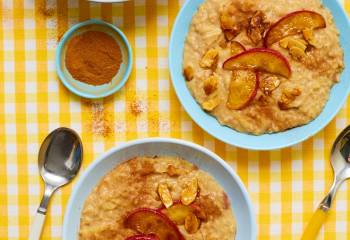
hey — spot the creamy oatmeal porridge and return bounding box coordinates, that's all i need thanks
[183,0,344,135]
[79,156,236,240]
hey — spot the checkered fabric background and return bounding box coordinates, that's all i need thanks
[1,0,350,239]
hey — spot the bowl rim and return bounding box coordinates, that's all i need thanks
[62,137,257,239]
[56,19,133,99]
[169,0,350,150]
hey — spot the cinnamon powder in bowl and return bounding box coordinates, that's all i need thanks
[56,19,132,99]
[65,31,123,86]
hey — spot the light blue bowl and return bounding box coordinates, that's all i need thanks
[169,0,350,150]
[62,138,256,240]
[56,19,132,99]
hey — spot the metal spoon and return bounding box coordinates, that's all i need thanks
[29,128,83,240]
[302,125,350,239]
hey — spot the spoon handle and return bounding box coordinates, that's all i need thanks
[29,212,46,240]
[301,208,328,240]
[29,184,56,239]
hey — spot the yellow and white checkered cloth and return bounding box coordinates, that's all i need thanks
[1,0,350,239]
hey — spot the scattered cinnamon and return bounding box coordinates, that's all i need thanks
[90,101,114,137]
[37,2,55,18]
[130,100,147,116]
[65,30,122,86]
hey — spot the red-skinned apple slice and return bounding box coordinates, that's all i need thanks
[124,208,184,240]
[227,70,259,110]
[125,234,160,240]
[223,48,291,78]
[264,10,326,47]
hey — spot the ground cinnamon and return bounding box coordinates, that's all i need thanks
[65,30,122,86]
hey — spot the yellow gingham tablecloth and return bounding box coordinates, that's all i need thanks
[1,0,350,239]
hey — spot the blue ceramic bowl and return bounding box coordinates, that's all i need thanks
[56,19,132,99]
[62,138,256,240]
[169,0,350,150]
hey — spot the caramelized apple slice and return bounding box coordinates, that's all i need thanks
[264,10,326,47]
[126,234,160,240]
[124,208,184,240]
[223,48,291,78]
[227,70,259,110]
[160,201,207,225]
[161,203,193,225]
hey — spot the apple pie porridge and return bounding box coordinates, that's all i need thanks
[183,0,344,135]
[79,156,236,240]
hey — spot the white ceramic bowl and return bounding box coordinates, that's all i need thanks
[62,138,256,240]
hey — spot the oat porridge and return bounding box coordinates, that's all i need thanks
[79,156,236,240]
[183,0,344,135]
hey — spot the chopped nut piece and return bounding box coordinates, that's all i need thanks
[191,204,207,222]
[288,38,307,50]
[303,28,318,47]
[279,37,307,61]
[199,48,219,69]
[260,75,281,94]
[218,34,228,48]
[167,165,181,177]
[278,88,301,110]
[247,11,270,45]
[203,75,218,95]
[289,46,306,60]
[223,28,241,41]
[235,1,255,13]
[139,161,155,176]
[220,13,235,30]
[202,95,220,111]
[184,213,200,234]
[184,66,194,81]
[279,37,290,49]
[181,178,199,206]
[230,41,245,55]
[158,183,173,208]
[220,2,249,40]
[280,37,307,50]
[257,94,272,106]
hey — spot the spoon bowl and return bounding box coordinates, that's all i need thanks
[38,128,82,187]
[331,125,350,180]
[29,128,83,240]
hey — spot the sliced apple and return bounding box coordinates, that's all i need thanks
[124,208,184,240]
[264,10,326,47]
[227,70,259,110]
[159,201,207,225]
[125,234,160,240]
[223,48,291,78]
[160,202,193,225]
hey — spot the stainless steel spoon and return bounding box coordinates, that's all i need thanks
[302,125,350,239]
[29,128,83,240]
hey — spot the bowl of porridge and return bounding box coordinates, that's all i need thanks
[169,0,350,150]
[62,138,256,240]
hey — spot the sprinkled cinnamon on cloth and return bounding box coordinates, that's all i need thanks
[89,101,114,137]
[130,100,147,116]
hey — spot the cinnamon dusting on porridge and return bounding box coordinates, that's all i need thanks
[79,156,236,240]
[183,0,344,135]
